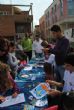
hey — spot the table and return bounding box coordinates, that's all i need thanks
[0,58,48,110]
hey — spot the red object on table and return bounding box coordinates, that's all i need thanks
[44,105,58,110]
[20,60,27,65]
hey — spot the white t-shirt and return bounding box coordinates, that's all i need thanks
[7,52,19,67]
[32,39,43,53]
[63,70,74,92]
[45,54,55,66]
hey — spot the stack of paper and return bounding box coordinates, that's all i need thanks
[0,93,25,107]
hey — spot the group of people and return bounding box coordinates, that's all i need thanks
[0,25,74,110]
[0,32,34,104]
[43,25,74,110]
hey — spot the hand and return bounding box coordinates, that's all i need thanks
[12,92,18,98]
[48,89,62,96]
[43,48,49,52]
[18,60,20,64]
[46,80,54,85]
[0,96,6,102]
[46,80,58,86]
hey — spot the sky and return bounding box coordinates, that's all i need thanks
[0,0,53,25]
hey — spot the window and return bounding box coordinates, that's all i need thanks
[52,7,54,14]
[46,14,48,20]
[72,29,74,38]
[67,0,73,1]
[0,11,3,15]
[0,11,8,15]
[46,22,48,28]
[48,20,50,26]
[47,11,49,18]
[15,23,25,33]
[67,0,74,15]
[60,0,63,16]
[54,4,57,12]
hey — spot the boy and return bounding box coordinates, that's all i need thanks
[46,53,74,110]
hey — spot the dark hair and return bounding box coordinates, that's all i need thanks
[0,38,9,51]
[35,34,39,38]
[65,53,74,66]
[44,62,53,74]
[51,25,61,32]
[9,42,15,47]
[0,62,12,92]
[41,41,48,48]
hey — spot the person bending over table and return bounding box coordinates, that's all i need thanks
[45,53,74,110]
[0,62,20,103]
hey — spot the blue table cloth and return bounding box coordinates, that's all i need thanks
[0,58,48,110]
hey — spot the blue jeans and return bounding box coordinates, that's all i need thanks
[54,64,65,82]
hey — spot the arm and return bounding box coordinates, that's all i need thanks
[12,81,20,98]
[46,80,63,87]
[50,38,69,55]
[9,77,20,98]
[47,89,62,96]
[0,96,6,102]
[8,54,19,67]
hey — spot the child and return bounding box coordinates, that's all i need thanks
[0,62,19,103]
[44,62,54,80]
[7,42,27,79]
[46,53,74,110]
[0,38,9,64]
[45,53,55,67]
[7,42,20,73]
[47,53,74,92]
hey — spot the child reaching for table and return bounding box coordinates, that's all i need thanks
[44,62,54,80]
[0,62,20,103]
[45,53,74,110]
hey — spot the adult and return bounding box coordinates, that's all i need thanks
[32,35,43,58]
[21,33,32,61]
[0,38,9,64]
[49,25,70,82]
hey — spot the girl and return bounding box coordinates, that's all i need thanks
[0,38,9,64]
[7,42,20,73]
[44,62,54,81]
[0,62,19,103]
[7,42,26,74]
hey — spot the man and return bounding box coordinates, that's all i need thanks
[33,35,43,58]
[21,33,32,61]
[50,25,70,83]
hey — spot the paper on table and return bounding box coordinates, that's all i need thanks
[35,99,48,107]
[21,74,29,78]
[0,93,25,107]
[30,83,51,99]
[23,65,32,71]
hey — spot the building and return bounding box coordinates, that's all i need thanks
[0,4,33,40]
[44,0,74,40]
[34,25,41,37]
[39,15,46,39]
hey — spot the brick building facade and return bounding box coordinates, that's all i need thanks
[39,15,46,38]
[39,0,74,39]
[0,4,33,40]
